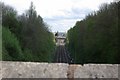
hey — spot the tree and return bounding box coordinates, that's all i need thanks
[67,2,119,64]
[2,2,55,62]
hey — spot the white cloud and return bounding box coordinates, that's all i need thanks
[46,19,82,32]
[2,0,114,32]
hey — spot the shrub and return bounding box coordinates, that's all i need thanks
[2,27,24,61]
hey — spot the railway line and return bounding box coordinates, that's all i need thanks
[53,45,73,64]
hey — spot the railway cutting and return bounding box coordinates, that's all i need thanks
[53,32,73,64]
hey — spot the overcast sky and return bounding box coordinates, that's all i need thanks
[2,0,114,32]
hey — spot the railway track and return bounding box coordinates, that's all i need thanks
[53,45,73,64]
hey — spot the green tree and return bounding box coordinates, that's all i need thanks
[2,2,55,62]
[67,2,119,64]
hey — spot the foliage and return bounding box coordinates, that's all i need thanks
[2,3,20,35]
[2,2,55,62]
[2,27,24,61]
[0,25,2,60]
[67,2,119,64]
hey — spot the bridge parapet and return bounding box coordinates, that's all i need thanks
[1,61,119,79]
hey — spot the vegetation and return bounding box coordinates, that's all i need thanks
[2,27,24,61]
[0,25,2,60]
[67,2,119,64]
[2,2,55,62]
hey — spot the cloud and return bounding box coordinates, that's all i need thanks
[44,7,93,23]
[43,7,93,32]
[46,19,81,32]
[2,0,114,32]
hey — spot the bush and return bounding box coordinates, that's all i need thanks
[23,49,35,61]
[2,27,24,61]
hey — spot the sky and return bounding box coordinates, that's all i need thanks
[2,0,115,32]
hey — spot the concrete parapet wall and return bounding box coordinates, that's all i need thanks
[0,61,119,79]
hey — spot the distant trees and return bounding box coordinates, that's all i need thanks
[2,2,55,62]
[67,2,119,64]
